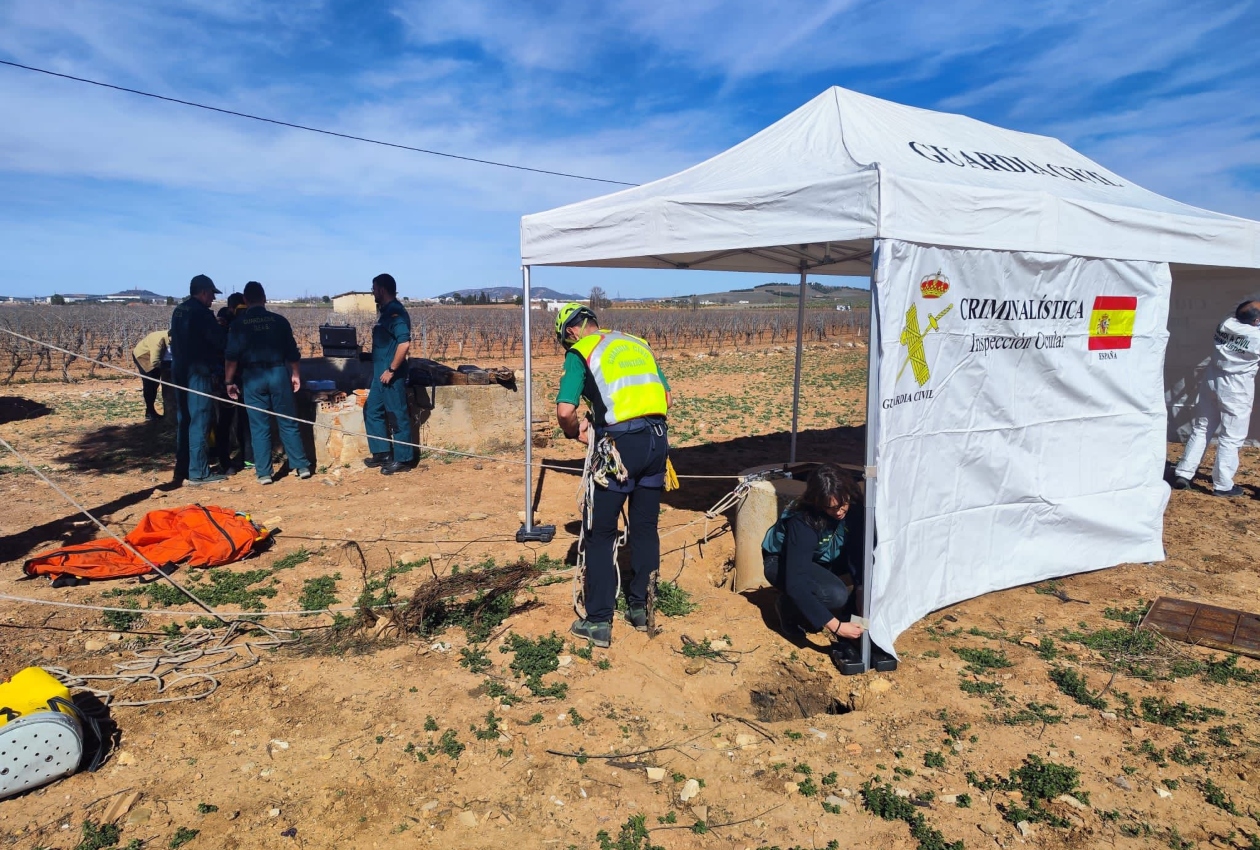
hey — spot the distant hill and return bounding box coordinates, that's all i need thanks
[435,286,582,301]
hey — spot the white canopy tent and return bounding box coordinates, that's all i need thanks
[517,87,1260,665]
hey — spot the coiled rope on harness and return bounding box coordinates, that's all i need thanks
[572,431,628,620]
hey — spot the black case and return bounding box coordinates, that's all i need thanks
[319,324,360,358]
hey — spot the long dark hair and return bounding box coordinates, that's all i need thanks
[795,463,861,530]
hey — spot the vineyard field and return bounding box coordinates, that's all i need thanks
[0,304,868,382]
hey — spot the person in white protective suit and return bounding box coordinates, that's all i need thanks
[1173,300,1260,497]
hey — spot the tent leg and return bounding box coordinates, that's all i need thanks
[789,264,806,463]
[860,264,882,673]
[517,265,555,544]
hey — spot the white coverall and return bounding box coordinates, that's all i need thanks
[1174,315,1260,491]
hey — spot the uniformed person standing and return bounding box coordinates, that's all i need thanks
[554,303,671,648]
[170,274,226,485]
[224,281,312,485]
[362,273,415,475]
[215,293,253,473]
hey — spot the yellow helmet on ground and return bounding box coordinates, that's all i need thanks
[555,302,598,347]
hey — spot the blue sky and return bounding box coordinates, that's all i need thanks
[1,0,1258,300]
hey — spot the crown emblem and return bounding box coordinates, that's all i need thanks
[920,271,950,299]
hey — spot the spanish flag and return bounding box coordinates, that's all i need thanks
[1088,296,1137,350]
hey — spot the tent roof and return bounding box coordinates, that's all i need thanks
[521,87,1260,274]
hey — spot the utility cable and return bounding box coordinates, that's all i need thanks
[0,59,638,187]
[0,326,743,479]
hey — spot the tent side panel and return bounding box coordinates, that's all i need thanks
[869,240,1171,655]
[1165,265,1260,443]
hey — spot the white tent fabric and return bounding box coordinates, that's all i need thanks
[868,240,1170,654]
[522,87,1260,272]
[519,86,1260,658]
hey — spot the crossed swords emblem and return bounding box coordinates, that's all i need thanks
[897,302,953,387]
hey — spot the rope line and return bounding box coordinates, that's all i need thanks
[0,592,405,619]
[0,433,307,708]
[0,59,638,187]
[0,434,229,622]
[0,326,743,480]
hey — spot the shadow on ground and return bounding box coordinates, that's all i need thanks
[57,421,176,475]
[1,484,172,561]
[0,396,52,426]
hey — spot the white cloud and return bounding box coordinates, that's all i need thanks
[1,0,1257,298]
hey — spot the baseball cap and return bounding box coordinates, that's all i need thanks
[190,274,221,295]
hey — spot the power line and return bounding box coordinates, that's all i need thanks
[0,58,638,187]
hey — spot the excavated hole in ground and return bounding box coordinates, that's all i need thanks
[749,660,853,721]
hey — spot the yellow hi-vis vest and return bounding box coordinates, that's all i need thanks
[571,331,668,426]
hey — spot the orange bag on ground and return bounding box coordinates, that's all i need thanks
[23,505,270,582]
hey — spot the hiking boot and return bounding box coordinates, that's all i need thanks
[1170,476,1191,490]
[1213,485,1246,497]
[625,604,649,632]
[830,638,865,676]
[774,595,808,644]
[297,467,312,480]
[257,475,273,485]
[186,473,227,486]
[380,460,412,475]
[363,453,390,468]
[570,618,612,648]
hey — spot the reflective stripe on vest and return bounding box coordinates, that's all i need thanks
[572,331,668,426]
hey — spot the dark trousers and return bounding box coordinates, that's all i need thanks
[763,553,856,623]
[584,425,668,623]
[216,388,252,468]
[174,366,214,481]
[243,366,310,480]
[364,376,414,463]
[134,357,161,414]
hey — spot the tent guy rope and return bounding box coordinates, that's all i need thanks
[0,326,742,480]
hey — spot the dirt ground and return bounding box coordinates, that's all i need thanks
[1,344,1258,850]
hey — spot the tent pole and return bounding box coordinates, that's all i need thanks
[789,263,807,463]
[516,265,555,543]
[860,260,881,673]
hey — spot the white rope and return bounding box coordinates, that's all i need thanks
[571,434,630,620]
[0,434,228,622]
[0,432,310,708]
[0,592,407,619]
[0,326,742,479]
[45,622,293,708]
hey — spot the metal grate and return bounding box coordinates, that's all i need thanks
[1140,596,1260,660]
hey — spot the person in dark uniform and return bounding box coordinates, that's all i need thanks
[224,281,312,485]
[362,273,415,475]
[170,274,226,485]
[215,294,252,473]
[761,462,894,674]
[554,302,671,648]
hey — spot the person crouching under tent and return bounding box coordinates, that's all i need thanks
[762,462,895,674]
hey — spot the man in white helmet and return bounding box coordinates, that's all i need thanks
[1173,299,1260,496]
